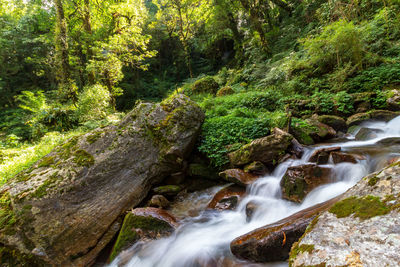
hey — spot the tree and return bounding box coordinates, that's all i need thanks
[153,0,211,77]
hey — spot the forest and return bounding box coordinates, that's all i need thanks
[1,0,400,266]
[1,0,400,175]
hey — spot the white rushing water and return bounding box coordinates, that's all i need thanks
[108,116,400,267]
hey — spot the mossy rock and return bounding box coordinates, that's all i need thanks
[290,118,335,145]
[109,208,178,261]
[191,76,219,95]
[317,115,347,132]
[153,185,183,196]
[216,86,235,97]
[329,195,390,220]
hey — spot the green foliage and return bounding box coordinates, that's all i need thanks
[198,115,271,168]
[301,20,364,73]
[75,84,111,122]
[0,131,82,185]
[347,64,400,93]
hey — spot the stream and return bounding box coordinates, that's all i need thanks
[108,116,400,267]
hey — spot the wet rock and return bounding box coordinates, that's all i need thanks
[244,161,268,175]
[219,169,259,186]
[289,138,304,159]
[245,201,260,222]
[148,195,170,209]
[386,89,400,111]
[153,185,183,196]
[281,164,332,202]
[230,195,342,262]
[207,184,246,211]
[377,137,400,146]
[0,94,203,266]
[317,115,347,132]
[355,127,383,140]
[188,163,219,180]
[109,207,178,261]
[331,152,365,164]
[228,128,293,167]
[309,146,341,164]
[289,161,400,267]
[347,110,399,127]
[290,119,336,145]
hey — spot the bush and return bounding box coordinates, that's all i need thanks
[301,20,364,73]
[75,84,111,122]
[198,115,271,168]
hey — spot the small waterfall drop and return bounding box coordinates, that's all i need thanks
[108,116,400,267]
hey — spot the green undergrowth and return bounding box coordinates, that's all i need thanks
[329,195,390,220]
[0,131,84,186]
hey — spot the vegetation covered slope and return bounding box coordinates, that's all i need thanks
[1,0,400,176]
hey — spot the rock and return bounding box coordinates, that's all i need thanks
[309,146,341,164]
[164,172,186,185]
[347,110,399,127]
[351,92,375,113]
[377,137,400,146]
[317,115,347,132]
[245,201,260,222]
[148,195,170,209]
[153,185,183,196]
[207,184,246,211]
[109,207,178,261]
[0,94,204,266]
[219,169,259,187]
[289,138,304,159]
[191,76,219,94]
[355,127,383,140]
[216,86,235,96]
[281,164,332,202]
[230,195,342,262]
[290,119,336,145]
[386,89,400,111]
[289,161,400,267]
[188,163,219,180]
[243,161,268,175]
[331,152,365,164]
[228,128,293,166]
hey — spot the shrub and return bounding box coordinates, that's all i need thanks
[75,84,111,122]
[198,115,271,168]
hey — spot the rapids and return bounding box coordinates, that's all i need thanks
[107,116,400,267]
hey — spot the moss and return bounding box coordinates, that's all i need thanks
[86,131,103,144]
[0,245,46,267]
[73,149,95,167]
[0,192,16,234]
[282,174,306,202]
[216,86,235,96]
[31,174,59,199]
[191,76,219,95]
[329,195,390,220]
[109,212,173,261]
[290,244,315,263]
[37,156,55,168]
[153,185,182,195]
[368,175,380,186]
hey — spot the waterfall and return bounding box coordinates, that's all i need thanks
[108,116,400,267]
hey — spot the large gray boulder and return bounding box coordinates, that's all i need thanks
[228,128,293,167]
[0,94,204,266]
[289,161,400,267]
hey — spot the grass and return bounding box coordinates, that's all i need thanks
[0,131,84,186]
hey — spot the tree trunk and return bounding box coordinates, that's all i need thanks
[83,0,95,84]
[54,0,70,85]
